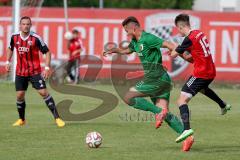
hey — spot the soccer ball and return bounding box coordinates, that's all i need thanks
[64,31,73,40]
[85,131,102,148]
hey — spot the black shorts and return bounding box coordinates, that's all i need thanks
[15,74,47,91]
[181,76,213,98]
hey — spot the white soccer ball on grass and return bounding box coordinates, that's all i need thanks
[85,131,102,148]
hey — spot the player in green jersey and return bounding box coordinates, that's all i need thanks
[103,16,194,151]
[103,16,181,130]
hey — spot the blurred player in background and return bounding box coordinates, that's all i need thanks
[5,16,65,127]
[103,16,193,151]
[170,14,231,143]
[66,29,83,84]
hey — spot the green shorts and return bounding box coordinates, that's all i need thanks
[134,73,172,102]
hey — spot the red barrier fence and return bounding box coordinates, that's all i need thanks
[0,7,240,82]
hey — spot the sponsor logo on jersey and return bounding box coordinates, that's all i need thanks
[139,44,144,51]
[28,41,33,46]
[18,47,29,52]
[136,44,144,56]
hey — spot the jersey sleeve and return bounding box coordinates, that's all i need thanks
[8,35,14,51]
[175,36,192,54]
[145,34,163,49]
[128,40,135,52]
[36,36,49,54]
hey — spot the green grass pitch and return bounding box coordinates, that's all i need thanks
[0,83,240,160]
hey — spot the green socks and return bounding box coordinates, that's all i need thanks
[129,97,184,134]
[164,112,184,134]
[129,97,162,114]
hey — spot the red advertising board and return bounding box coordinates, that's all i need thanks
[0,7,240,82]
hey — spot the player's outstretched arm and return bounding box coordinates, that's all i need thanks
[170,51,194,63]
[162,41,192,62]
[170,36,193,60]
[180,52,194,63]
[170,50,180,58]
[170,50,193,63]
[103,48,132,57]
[162,41,176,51]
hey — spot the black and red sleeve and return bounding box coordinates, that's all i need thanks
[8,35,14,51]
[175,36,192,54]
[36,37,49,54]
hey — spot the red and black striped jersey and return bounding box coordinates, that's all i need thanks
[175,30,216,79]
[9,31,49,77]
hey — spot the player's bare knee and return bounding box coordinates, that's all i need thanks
[124,91,136,106]
[123,95,131,105]
[177,98,183,106]
[16,92,25,101]
[178,92,192,106]
[177,97,188,106]
[38,89,49,98]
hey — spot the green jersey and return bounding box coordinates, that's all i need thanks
[128,31,166,78]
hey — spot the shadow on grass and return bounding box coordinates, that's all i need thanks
[86,146,112,150]
[63,122,126,127]
[152,144,240,154]
[193,145,240,153]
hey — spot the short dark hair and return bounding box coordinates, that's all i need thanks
[174,14,190,26]
[20,16,32,24]
[122,16,140,27]
[72,29,79,34]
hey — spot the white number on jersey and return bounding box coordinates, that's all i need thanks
[199,36,211,57]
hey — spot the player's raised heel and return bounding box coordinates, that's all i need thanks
[55,118,65,127]
[155,108,168,129]
[221,104,231,115]
[12,119,26,126]
[182,135,194,152]
[176,129,194,143]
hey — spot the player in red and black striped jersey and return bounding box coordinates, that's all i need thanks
[169,14,231,145]
[8,27,49,77]
[5,16,65,127]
